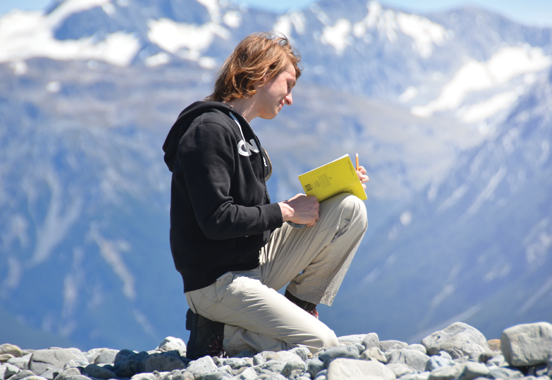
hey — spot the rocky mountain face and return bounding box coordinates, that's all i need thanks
[0,0,550,350]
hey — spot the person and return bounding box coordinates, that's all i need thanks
[162,32,369,359]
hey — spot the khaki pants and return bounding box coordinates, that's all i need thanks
[185,193,368,356]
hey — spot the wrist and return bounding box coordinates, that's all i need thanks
[278,201,293,222]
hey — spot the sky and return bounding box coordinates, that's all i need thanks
[0,0,551,28]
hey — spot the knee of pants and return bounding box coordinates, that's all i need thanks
[339,194,368,231]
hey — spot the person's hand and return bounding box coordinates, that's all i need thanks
[356,166,369,190]
[278,194,319,226]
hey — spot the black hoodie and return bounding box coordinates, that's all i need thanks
[163,101,283,292]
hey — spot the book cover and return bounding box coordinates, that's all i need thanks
[298,154,367,202]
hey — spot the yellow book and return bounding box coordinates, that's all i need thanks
[298,154,367,202]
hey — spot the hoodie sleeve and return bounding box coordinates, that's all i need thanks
[177,116,283,240]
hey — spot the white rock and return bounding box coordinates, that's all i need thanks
[327,358,396,380]
[501,322,552,367]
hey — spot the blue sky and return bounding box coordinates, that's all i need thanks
[1,0,551,28]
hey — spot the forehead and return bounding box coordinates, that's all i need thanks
[279,61,296,81]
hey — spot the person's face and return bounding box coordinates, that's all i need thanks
[254,61,296,120]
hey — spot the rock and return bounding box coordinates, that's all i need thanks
[428,363,465,380]
[185,356,216,377]
[6,369,33,380]
[379,340,408,352]
[315,369,327,379]
[259,360,286,374]
[362,333,379,350]
[387,349,429,372]
[487,340,501,351]
[8,354,32,370]
[401,373,431,380]
[52,368,81,380]
[130,373,156,380]
[156,337,186,358]
[360,347,388,363]
[82,364,116,379]
[319,345,360,366]
[327,358,395,380]
[387,363,416,377]
[488,367,524,379]
[281,360,306,378]
[235,367,257,380]
[338,335,366,346]
[262,351,303,364]
[422,322,490,359]
[215,357,252,369]
[93,350,119,365]
[0,346,22,359]
[306,358,325,378]
[0,355,14,363]
[408,344,427,354]
[289,347,310,362]
[458,362,490,380]
[500,322,552,367]
[29,349,88,378]
[426,354,454,372]
[140,352,186,373]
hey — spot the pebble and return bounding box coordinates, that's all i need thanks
[1,321,551,380]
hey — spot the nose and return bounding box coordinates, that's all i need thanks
[284,91,293,106]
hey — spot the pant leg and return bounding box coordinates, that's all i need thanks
[186,268,338,356]
[260,193,368,305]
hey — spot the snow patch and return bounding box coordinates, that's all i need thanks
[397,12,446,58]
[147,18,229,61]
[273,11,306,38]
[460,90,521,123]
[412,46,552,118]
[321,19,352,54]
[464,166,507,218]
[196,0,221,23]
[0,10,140,66]
[399,86,418,103]
[144,52,170,67]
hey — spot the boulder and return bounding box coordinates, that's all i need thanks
[29,349,88,377]
[327,358,395,380]
[422,322,490,359]
[379,340,408,352]
[318,345,359,366]
[386,349,429,372]
[362,333,379,350]
[458,362,490,380]
[156,337,186,358]
[500,322,552,367]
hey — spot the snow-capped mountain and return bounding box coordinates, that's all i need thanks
[0,0,550,350]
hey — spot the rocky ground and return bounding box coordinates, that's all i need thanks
[1,322,551,380]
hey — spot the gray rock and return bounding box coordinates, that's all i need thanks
[379,340,408,352]
[113,351,148,377]
[500,322,552,367]
[281,359,306,378]
[488,367,524,379]
[387,349,430,372]
[6,369,33,380]
[3,363,21,380]
[236,367,257,380]
[458,362,490,380]
[428,363,466,380]
[362,333,379,350]
[425,355,454,372]
[17,377,49,380]
[387,363,416,378]
[52,368,81,380]
[360,347,388,363]
[338,335,367,346]
[327,358,396,380]
[114,349,138,365]
[262,351,303,364]
[215,357,252,369]
[130,373,156,380]
[140,352,186,373]
[422,322,490,359]
[289,347,310,362]
[163,369,194,380]
[408,344,427,354]
[30,349,89,377]
[200,370,232,380]
[307,358,325,378]
[252,353,265,366]
[93,350,119,365]
[185,356,216,377]
[318,345,360,366]
[315,369,327,379]
[0,346,22,359]
[401,372,431,380]
[259,360,286,374]
[8,354,32,370]
[156,337,186,358]
[58,376,90,380]
[82,364,116,379]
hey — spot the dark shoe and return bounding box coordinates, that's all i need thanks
[186,309,226,359]
[285,290,319,319]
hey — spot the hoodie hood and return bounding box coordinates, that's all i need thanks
[162,101,240,172]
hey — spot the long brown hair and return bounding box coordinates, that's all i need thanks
[206,32,302,102]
